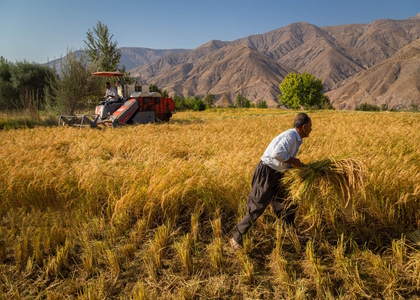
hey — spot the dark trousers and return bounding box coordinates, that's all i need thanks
[233,161,297,244]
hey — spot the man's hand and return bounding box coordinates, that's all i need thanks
[285,157,304,168]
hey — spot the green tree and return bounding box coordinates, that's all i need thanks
[184,96,193,110]
[174,95,205,111]
[235,92,243,107]
[279,72,331,109]
[84,21,121,71]
[192,95,205,111]
[355,103,380,111]
[148,84,168,97]
[203,93,214,108]
[237,92,251,108]
[161,90,169,98]
[256,100,268,108]
[11,61,56,112]
[149,83,161,93]
[50,51,102,115]
[173,93,186,110]
[0,57,55,112]
[0,57,18,110]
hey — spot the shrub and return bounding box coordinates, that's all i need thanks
[193,98,205,111]
[203,93,214,108]
[355,103,380,111]
[173,94,186,110]
[173,94,206,111]
[50,50,102,115]
[381,104,388,111]
[0,57,56,112]
[256,100,268,108]
[235,92,251,108]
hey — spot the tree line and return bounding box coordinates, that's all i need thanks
[0,57,55,116]
[172,92,269,111]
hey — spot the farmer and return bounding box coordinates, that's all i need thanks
[230,113,312,250]
[99,82,119,104]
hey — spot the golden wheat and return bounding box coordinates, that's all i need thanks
[282,157,366,222]
[0,109,420,298]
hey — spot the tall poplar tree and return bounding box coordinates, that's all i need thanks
[84,21,121,71]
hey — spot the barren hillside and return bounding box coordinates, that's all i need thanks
[323,18,420,68]
[326,38,420,109]
[128,15,420,108]
[232,23,364,89]
[119,47,190,70]
[130,40,228,78]
[139,45,293,107]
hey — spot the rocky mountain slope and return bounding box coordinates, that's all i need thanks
[137,45,293,107]
[119,47,190,71]
[129,14,420,108]
[326,37,420,109]
[231,23,365,89]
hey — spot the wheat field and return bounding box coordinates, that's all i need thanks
[1,109,420,299]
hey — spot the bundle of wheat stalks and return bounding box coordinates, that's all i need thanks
[281,158,366,209]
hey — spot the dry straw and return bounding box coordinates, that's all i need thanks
[282,158,366,210]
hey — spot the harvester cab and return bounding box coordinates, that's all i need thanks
[58,71,176,128]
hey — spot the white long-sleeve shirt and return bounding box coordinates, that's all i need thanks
[105,86,118,100]
[261,128,303,171]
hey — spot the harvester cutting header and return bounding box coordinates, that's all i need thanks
[59,72,176,128]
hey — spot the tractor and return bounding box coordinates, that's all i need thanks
[58,71,176,128]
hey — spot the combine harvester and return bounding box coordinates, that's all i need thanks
[58,72,176,128]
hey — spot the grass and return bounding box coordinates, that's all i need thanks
[0,111,58,129]
[0,109,420,298]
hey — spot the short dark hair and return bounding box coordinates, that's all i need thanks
[293,113,311,128]
[105,82,110,85]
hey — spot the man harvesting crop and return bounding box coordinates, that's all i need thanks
[230,113,312,250]
[99,82,119,104]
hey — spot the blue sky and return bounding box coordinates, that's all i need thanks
[1,0,419,63]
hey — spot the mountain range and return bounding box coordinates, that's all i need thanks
[51,13,420,109]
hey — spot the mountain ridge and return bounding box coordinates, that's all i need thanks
[48,13,420,109]
[130,15,419,108]
[326,37,420,110]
